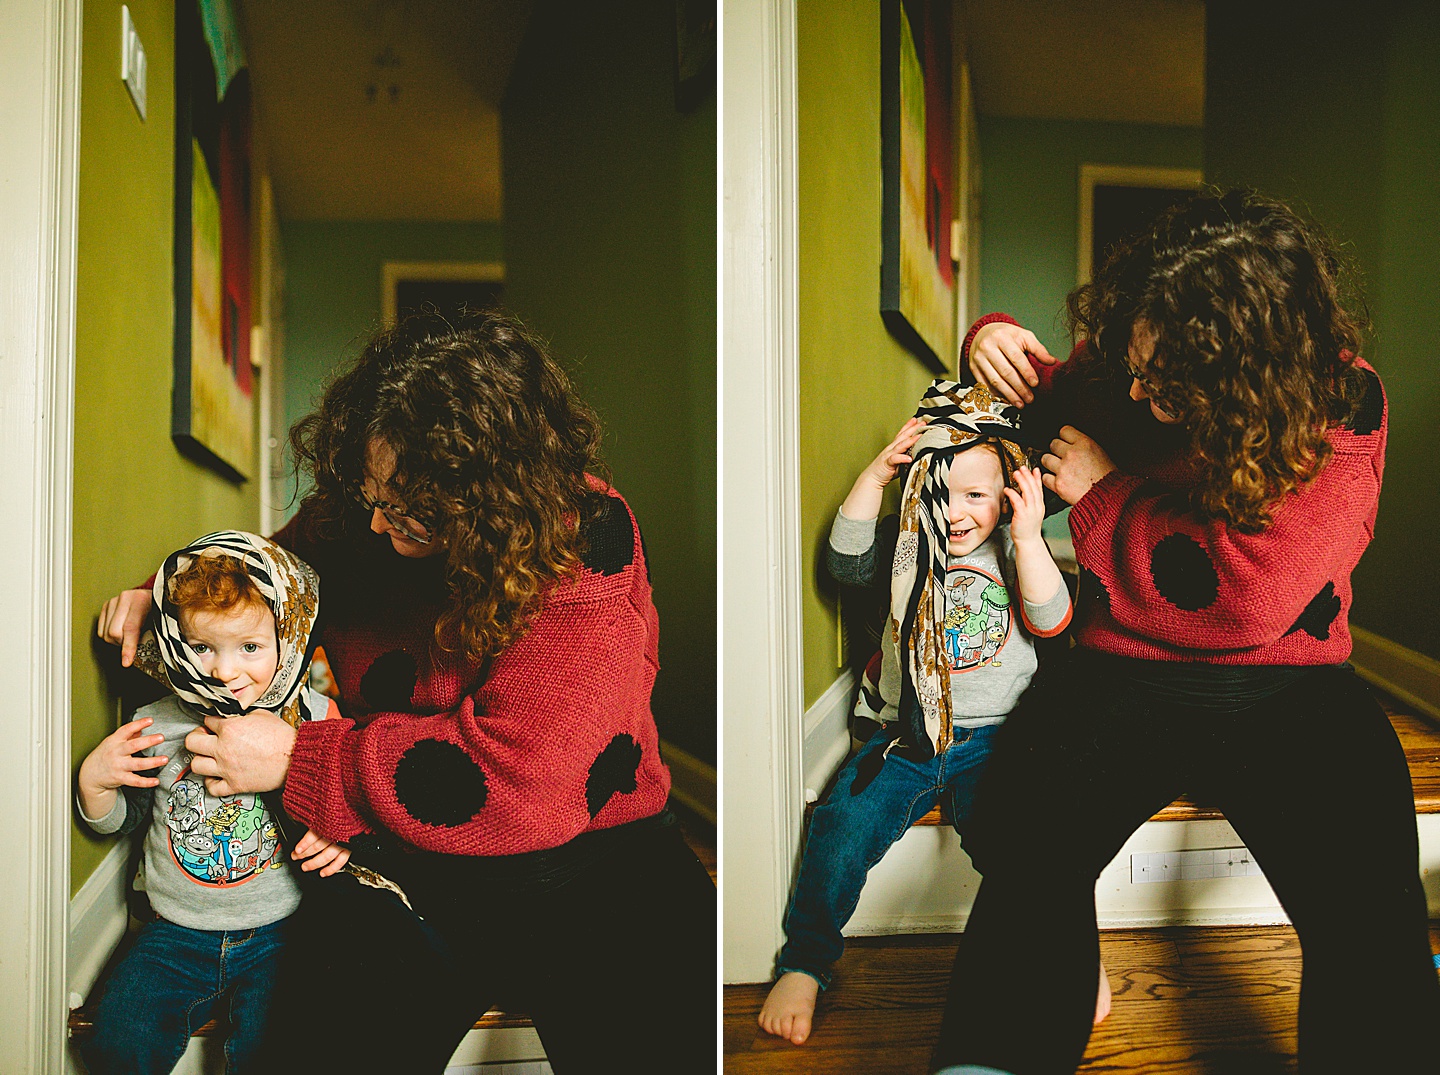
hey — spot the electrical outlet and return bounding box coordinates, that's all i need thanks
[121,5,147,121]
[1130,846,1264,884]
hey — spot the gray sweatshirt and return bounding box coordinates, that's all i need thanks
[77,691,327,930]
[829,510,1072,728]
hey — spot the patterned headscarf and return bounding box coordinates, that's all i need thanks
[134,531,321,729]
[888,381,1036,756]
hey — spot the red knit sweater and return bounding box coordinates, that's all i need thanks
[962,313,1387,665]
[270,488,672,855]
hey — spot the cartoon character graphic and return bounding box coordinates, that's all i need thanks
[165,777,203,838]
[943,567,1012,673]
[165,764,281,886]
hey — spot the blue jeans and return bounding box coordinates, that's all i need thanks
[777,723,999,986]
[81,916,288,1075]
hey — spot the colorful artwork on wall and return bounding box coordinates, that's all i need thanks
[881,0,955,373]
[172,0,253,483]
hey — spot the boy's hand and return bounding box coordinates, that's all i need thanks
[1003,466,1048,545]
[78,717,167,797]
[861,417,928,491]
[840,417,927,526]
[97,587,154,668]
[841,418,928,523]
[291,828,351,877]
[969,322,1057,407]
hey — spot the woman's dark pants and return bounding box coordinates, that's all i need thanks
[933,655,1440,1075]
[259,814,715,1074]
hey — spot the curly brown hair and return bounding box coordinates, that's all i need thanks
[290,309,610,659]
[169,553,266,617]
[1065,188,1371,531]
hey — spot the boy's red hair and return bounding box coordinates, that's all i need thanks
[168,554,268,617]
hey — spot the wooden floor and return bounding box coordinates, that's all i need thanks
[725,926,1440,1074]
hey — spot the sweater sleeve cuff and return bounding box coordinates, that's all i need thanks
[77,793,127,834]
[1067,470,1144,552]
[829,508,879,556]
[1021,582,1073,637]
[282,717,371,841]
[959,312,1020,378]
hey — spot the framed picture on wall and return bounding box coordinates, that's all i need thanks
[381,262,507,325]
[172,0,255,483]
[1077,164,1204,284]
[881,0,955,375]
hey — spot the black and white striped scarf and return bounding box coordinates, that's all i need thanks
[135,531,321,729]
[889,381,1036,756]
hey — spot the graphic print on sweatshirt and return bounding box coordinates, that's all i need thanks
[164,754,282,886]
[942,564,1012,673]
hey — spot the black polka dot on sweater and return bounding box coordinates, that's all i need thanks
[1150,534,1219,612]
[1285,581,1341,640]
[636,518,652,582]
[346,834,387,856]
[1078,564,1110,614]
[394,739,488,827]
[580,496,634,576]
[361,650,418,711]
[585,733,642,817]
[1345,368,1383,436]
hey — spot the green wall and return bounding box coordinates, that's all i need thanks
[71,0,261,895]
[1206,1,1440,660]
[501,0,716,763]
[795,2,936,707]
[977,117,1205,360]
[279,221,505,509]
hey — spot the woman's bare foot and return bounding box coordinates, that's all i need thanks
[1094,960,1113,1025]
[758,971,821,1044]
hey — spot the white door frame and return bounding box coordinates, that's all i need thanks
[721,0,804,983]
[0,0,81,1069]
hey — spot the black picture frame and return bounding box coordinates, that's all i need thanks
[171,0,253,484]
[880,0,955,375]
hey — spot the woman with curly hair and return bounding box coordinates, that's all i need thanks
[99,310,714,1074]
[929,190,1438,1074]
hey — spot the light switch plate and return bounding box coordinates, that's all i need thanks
[121,5,147,121]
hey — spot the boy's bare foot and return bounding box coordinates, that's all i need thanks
[758,971,821,1045]
[1094,960,1112,1025]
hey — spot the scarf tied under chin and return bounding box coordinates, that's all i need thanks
[134,530,321,728]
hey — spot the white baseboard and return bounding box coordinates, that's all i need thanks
[802,670,855,802]
[67,840,130,1006]
[661,738,716,826]
[444,1026,549,1067]
[1350,625,1440,724]
[847,811,1440,936]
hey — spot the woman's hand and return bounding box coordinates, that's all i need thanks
[185,711,297,796]
[77,717,168,819]
[291,828,352,877]
[840,417,928,523]
[1003,466,1048,546]
[969,322,1058,407]
[97,587,154,667]
[1040,426,1118,505]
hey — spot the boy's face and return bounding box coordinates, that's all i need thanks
[179,601,280,709]
[945,447,1006,557]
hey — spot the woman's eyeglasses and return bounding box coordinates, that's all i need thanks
[355,488,433,545]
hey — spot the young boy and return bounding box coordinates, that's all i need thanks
[76,532,347,1075]
[759,382,1094,1045]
